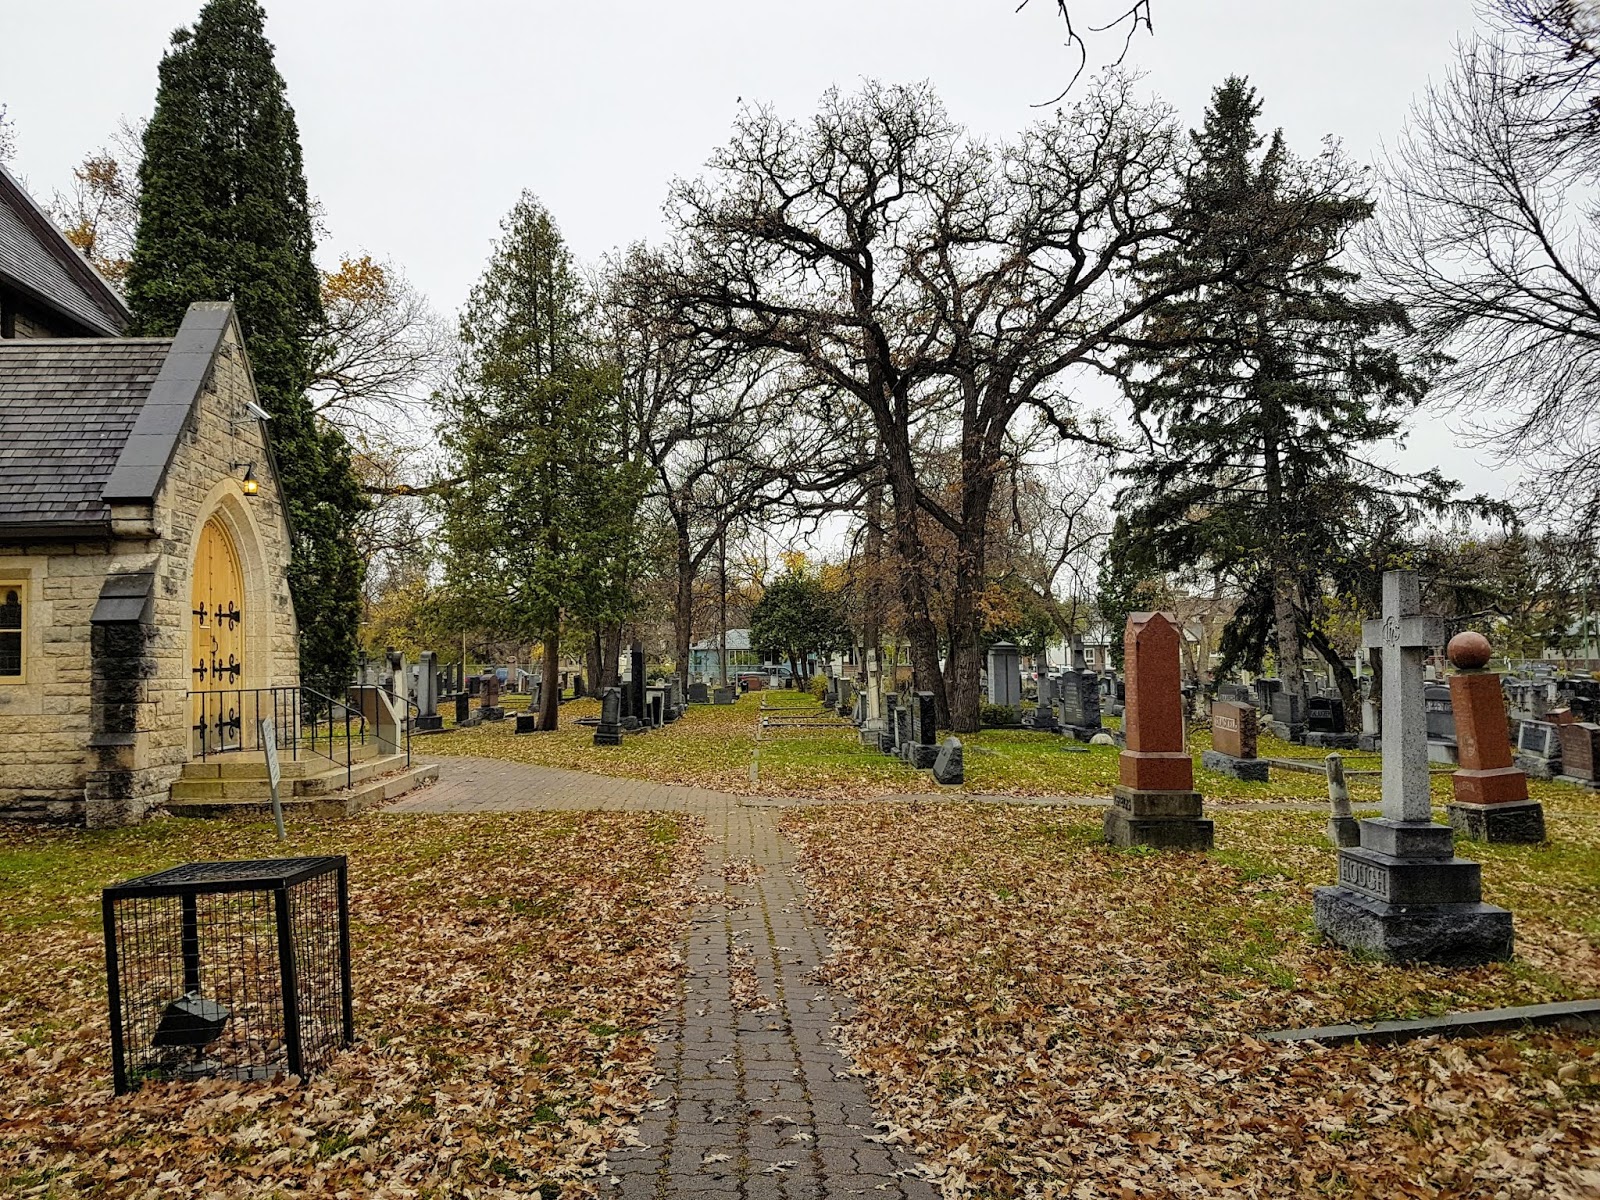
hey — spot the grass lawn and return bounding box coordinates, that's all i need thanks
[781,802,1600,1199]
[0,810,701,1198]
[425,689,1600,813]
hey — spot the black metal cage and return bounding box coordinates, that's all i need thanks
[102,856,353,1094]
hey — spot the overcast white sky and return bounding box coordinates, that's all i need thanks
[2,0,1514,499]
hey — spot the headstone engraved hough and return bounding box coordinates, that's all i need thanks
[1312,572,1513,965]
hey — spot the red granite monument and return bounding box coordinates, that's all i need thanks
[1444,632,1544,842]
[1107,612,1212,850]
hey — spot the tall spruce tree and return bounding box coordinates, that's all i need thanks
[126,0,365,694]
[438,194,646,732]
[1115,77,1456,718]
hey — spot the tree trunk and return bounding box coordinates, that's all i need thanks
[717,531,729,687]
[585,629,602,698]
[863,464,884,686]
[600,622,623,692]
[1260,413,1306,714]
[1307,626,1361,733]
[540,631,561,730]
[674,518,694,696]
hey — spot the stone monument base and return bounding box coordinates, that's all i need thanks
[1312,888,1513,965]
[1314,819,1514,965]
[1065,723,1104,743]
[514,713,539,734]
[1200,749,1268,782]
[1357,733,1381,752]
[903,744,939,769]
[1325,815,1361,848]
[1105,786,1213,850]
[414,714,443,733]
[592,727,622,747]
[1267,720,1306,744]
[1303,731,1358,750]
[1447,800,1546,843]
[1514,754,1558,781]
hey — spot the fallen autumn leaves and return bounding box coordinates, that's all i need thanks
[782,803,1600,1200]
[0,811,703,1198]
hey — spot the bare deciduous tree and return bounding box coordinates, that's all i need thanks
[651,76,1193,729]
[1372,1,1600,536]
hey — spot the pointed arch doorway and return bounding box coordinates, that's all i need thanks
[190,515,246,753]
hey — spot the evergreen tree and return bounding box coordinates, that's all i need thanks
[750,567,851,685]
[1115,77,1457,716]
[438,194,646,731]
[126,0,365,694]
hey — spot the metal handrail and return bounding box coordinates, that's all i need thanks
[187,688,303,762]
[303,686,368,790]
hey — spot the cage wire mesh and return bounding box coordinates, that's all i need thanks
[103,856,352,1094]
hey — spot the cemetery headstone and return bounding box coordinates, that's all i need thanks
[713,685,736,705]
[454,692,471,725]
[515,712,539,734]
[1106,612,1212,850]
[593,687,624,746]
[1324,752,1360,847]
[415,650,442,732]
[1557,722,1600,786]
[1313,571,1513,964]
[1269,690,1307,743]
[880,693,900,754]
[836,678,854,718]
[1304,695,1355,750]
[688,681,710,704]
[1252,677,1282,714]
[630,643,646,728]
[931,736,964,785]
[1202,700,1267,782]
[1514,719,1563,780]
[1026,673,1060,732]
[1443,632,1544,843]
[1424,681,1458,763]
[1057,668,1103,740]
[479,672,504,721]
[905,691,939,769]
[986,641,1022,712]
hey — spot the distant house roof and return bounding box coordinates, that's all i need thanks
[0,303,252,540]
[0,164,131,337]
[690,628,753,653]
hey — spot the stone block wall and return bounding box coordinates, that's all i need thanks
[0,322,299,825]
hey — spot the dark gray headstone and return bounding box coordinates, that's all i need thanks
[1425,683,1455,742]
[594,686,623,746]
[931,737,964,785]
[1307,695,1346,734]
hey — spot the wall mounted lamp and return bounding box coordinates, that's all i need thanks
[232,462,260,496]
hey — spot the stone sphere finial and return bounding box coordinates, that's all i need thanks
[1447,630,1493,670]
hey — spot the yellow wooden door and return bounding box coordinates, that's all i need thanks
[190,518,246,753]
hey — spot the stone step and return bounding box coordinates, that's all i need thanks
[166,762,439,820]
[179,737,388,782]
[173,753,412,800]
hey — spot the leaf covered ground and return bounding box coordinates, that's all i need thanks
[0,811,702,1198]
[781,802,1600,1199]
[426,691,1600,813]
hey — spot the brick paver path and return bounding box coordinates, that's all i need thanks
[389,758,939,1200]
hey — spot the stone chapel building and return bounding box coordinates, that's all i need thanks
[0,164,299,826]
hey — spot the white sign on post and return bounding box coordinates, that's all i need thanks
[260,719,285,842]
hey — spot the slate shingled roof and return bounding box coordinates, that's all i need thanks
[0,338,171,536]
[0,164,130,336]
